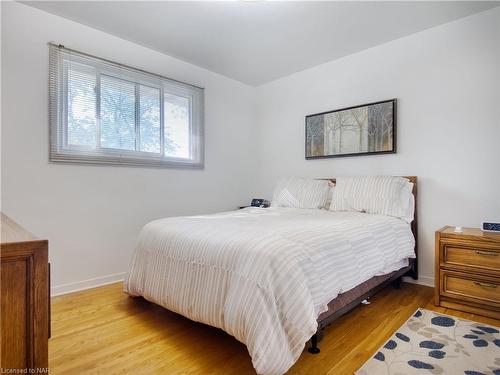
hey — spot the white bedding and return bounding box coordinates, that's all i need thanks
[124,207,415,375]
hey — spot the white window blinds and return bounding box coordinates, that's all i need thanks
[49,44,204,168]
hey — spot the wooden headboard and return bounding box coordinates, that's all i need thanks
[325,176,418,280]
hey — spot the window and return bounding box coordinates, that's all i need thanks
[49,44,204,168]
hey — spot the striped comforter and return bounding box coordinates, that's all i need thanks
[124,207,415,374]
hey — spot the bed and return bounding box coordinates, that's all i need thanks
[309,176,418,354]
[124,176,417,375]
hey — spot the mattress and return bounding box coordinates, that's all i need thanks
[124,207,415,375]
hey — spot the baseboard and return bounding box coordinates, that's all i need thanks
[51,272,126,297]
[403,275,434,288]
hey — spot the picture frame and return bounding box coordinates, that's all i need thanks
[305,99,397,159]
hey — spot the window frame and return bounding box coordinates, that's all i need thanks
[49,44,204,168]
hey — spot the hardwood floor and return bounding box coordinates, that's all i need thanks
[49,282,499,375]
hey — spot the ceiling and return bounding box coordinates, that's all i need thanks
[23,1,499,86]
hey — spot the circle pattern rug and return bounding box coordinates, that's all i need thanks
[356,308,500,375]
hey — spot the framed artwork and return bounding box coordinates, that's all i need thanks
[305,99,396,159]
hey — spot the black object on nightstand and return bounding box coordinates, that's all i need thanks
[250,199,270,208]
[239,199,270,210]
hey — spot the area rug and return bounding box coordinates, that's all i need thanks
[356,308,500,375]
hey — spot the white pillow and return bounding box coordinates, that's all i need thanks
[402,194,415,223]
[329,176,410,218]
[400,182,414,223]
[272,177,330,209]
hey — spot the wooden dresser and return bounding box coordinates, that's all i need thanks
[0,213,49,371]
[435,226,500,319]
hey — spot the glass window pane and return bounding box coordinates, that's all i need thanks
[139,85,160,153]
[164,93,190,158]
[52,45,203,167]
[67,64,97,148]
[100,75,136,151]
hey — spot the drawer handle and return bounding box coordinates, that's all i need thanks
[474,250,499,256]
[474,281,498,289]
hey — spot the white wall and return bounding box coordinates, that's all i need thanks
[254,7,500,286]
[1,2,257,295]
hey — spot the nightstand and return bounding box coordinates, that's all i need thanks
[435,226,500,319]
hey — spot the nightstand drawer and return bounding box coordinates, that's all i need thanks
[440,270,500,308]
[443,245,500,273]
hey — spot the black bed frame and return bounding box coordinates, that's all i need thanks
[308,176,418,354]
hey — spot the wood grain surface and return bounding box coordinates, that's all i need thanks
[48,282,499,374]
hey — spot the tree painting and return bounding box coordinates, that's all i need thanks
[305,100,395,158]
